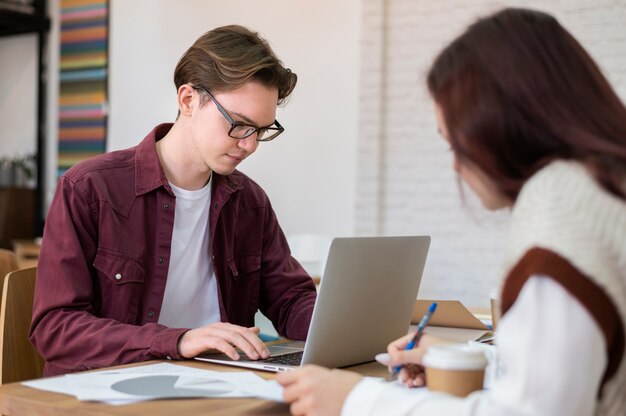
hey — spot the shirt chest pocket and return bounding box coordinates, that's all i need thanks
[228,255,261,282]
[93,250,145,323]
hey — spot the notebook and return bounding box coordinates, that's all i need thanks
[195,235,430,372]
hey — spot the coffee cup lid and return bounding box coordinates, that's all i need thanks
[423,344,487,370]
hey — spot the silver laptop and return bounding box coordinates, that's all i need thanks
[195,235,430,372]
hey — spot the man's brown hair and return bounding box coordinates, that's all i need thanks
[174,25,297,105]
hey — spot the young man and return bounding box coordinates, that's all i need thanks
[29,25,317,376]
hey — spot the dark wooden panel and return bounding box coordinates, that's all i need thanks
[0,188,35,249]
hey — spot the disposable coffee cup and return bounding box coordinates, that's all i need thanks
[423,344,487,397]
[489,289,500,331]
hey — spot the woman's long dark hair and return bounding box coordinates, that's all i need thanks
[427,8,626,201]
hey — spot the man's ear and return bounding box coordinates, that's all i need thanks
[177,84,195,117]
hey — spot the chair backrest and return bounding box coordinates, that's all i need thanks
[0,249,19,307]
[0,249,18,280]
[0,267,44,384]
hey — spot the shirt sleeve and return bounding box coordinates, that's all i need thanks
[29,176,187,375]
[341,274,607,416]
[257,198,317,341]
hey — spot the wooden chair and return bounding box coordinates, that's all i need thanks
[0,249,19,313]
[0,267,44,384]
[0,249,18,283]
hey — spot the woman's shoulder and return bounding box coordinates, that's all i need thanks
[506,159,626,272]
[518,160,593,203]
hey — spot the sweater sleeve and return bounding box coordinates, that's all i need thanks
[342,275,606,416]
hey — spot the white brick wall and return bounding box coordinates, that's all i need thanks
[357,0,626,307]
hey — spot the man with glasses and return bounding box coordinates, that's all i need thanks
[30,25,317,376]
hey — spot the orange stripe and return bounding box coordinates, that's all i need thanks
[59,127,105,140]
[59,93,106,106]
[61,0,106,9]
[58,152,103,164]
[61,27,107,43]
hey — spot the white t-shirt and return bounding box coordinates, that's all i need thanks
[342,275,606,416]
[158,178,221,328]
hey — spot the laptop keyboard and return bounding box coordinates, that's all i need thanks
[260,351,303,366]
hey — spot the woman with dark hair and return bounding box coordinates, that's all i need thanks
[278,7,626,416]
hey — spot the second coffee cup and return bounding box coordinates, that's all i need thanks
[423,344,487,397]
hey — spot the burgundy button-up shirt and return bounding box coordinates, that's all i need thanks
[29,124,316,376]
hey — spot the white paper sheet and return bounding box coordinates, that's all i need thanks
[22,362,285,405]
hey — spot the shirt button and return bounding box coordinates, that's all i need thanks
[147,311,155,318]
[213,203,218,209]
[158,256,164,264]
[115,273,122,280]
[163,203,170,209]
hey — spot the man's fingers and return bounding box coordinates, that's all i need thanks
[221,330,261,360]
[247,326,261,334]
[202,324,267,360]
[220,324,269,359]
[178,323,268,359]
[237,327,270,358]
[204,338,239,360]
[187,326,249,358]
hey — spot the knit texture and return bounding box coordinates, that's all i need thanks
[504,160,626,416]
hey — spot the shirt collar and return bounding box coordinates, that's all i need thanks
[134,123,246,196]
[135,123,173,196]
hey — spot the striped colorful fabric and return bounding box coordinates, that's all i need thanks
[58,0,108,176]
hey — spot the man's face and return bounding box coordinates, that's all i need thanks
[189,81,279,175]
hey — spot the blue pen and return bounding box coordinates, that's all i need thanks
[393,302,437,376]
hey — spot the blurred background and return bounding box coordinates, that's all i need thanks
[1,0,625,307]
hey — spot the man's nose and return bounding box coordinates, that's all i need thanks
[237,134,259,153]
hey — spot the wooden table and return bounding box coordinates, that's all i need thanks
[0,359,388,415]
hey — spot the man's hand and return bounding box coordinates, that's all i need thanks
[178,322,270,360]
[277,365,362,416]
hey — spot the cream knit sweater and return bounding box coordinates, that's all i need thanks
[503,160,626,416]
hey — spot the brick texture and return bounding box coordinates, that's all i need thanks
[357,0,626,306]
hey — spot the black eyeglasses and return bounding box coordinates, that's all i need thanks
[193,86,284,142]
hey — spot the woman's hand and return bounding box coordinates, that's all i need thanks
[387,333,448,387]
[277,365,363,416]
